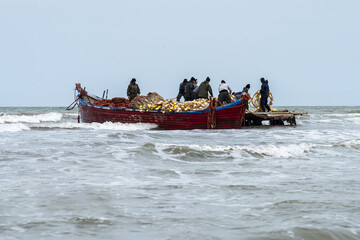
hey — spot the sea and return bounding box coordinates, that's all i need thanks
[0,106,359,240]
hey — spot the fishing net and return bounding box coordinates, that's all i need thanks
[249,90,274,110]
[93,97,129,107]
[128,92,165,109]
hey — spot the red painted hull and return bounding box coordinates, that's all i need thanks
[78,100,246,130]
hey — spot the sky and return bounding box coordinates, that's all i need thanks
[0,0,359,106]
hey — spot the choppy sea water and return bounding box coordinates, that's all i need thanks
[0,106,359,240]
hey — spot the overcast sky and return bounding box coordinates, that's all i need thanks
[0,0,359,106]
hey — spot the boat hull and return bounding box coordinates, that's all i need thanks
[78,100,246,130]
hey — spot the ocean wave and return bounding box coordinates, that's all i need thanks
[333,140,360,149]
[290,227,359,240]
[155,143,313,159]
[240,143,314,158]
[62,112,79,120]
[346,117,360,125]
[0,123,30,132]
[64,112,79,117]
[155,144,231,161]
[31,121,158,131]
[70,216,113,226]
[323,113,360,117]
[347,110,360,114]
[254,227,359,240]
[0,112,62,123]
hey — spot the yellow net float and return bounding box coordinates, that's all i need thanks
[249,90,274,110]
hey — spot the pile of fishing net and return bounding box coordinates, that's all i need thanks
[142,98,210,113]
[128,92,165,109]
[129,92,210,112]
[93,92,215,112]
[93,97,129,107]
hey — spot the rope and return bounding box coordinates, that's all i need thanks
[215,98,246,110]
[66,87,86,110]
[66,101,78,110]
[206,97,247,129]
[207,97,218,129]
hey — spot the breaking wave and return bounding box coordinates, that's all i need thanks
[239,143,314,158]
[333,140,360,149]
[155,143,314,159]
[31,121,158,131]
[0,112,62,123]
[0,123,30,132]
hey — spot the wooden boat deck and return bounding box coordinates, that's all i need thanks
[245,110,307,126]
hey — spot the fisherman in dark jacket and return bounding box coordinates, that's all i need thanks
[260,78,271,112]
[192,78,199,100]
[234,84,250,100]
[176,79,188,102]
[184,77,196,101]
[127,78,140,102]
[197,77,213,99]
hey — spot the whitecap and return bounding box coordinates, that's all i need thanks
[0,112,62,123]
[334,140,360,149]
[323,113,360,117]
[239,143,313,158]
[32,121,157,131]
[85,122,157,131]
[152,143,313,159]
[0,123,30,132]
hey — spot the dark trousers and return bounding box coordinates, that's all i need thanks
[176,92,184,102]
[260,95,271,112]
[218,91,231,104]
[129,94,137,102]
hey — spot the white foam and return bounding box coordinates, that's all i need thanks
[64,113,79,117]
[323,113,360,117]
[86,122,157,131]
[156,143,314,158]
[337,140,360,149]
[32,121,157,131]
[0,123,30,132]
[0,112,62,123]
[239,143,313,158]
[346,117,360,125]
[31,122,83,129]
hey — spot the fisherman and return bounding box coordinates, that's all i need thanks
[197,77,213,100]
[184,77,196,101]
[176,79,188,102]
[218,80,232,104]
[192,78,199,99]
[260,78,271,112]
[234,84,250,100]
[241,84,251,109]
[127,78,140,102]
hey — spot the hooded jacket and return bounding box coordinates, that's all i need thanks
[260,81,269,97]
[127,82,140,97]
[198,81,213,98]
[185,81,196,99]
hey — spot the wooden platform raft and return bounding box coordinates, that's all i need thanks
[245,110,307,126]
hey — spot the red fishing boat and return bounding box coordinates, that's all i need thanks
[70,84,246,130]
